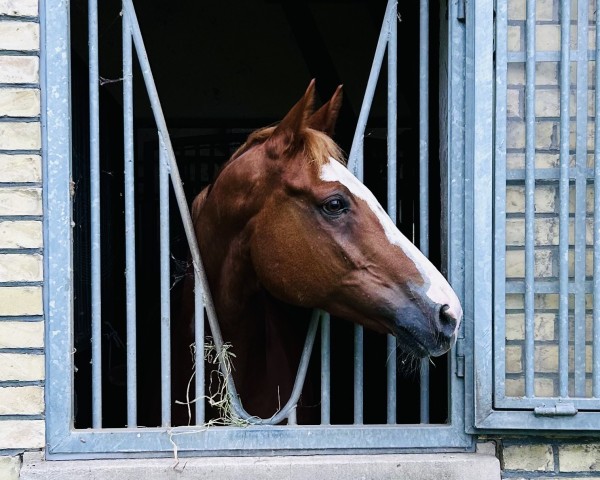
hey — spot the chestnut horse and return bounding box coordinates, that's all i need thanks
[174,81,462,424]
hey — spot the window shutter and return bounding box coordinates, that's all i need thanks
[472,0,600,431]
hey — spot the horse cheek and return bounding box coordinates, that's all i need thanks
[251,214,323,307]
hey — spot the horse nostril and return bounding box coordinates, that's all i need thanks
[439,304,457,329]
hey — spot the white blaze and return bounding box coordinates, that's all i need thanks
[320,158,463,328]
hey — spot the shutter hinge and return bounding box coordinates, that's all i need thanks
[457,0,466,22]
[534,403,578,417]
[455,337,465,378]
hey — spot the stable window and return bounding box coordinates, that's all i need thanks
[44,0,472,457]
[472,0,600,431]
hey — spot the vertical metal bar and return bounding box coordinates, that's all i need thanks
[353,324,363,424]
[123,11,137,426]
[493,0,508,401]
[594,0,600,399]
[386,0,398,425]
[558,0,571,398]
[419,0,430,423]
[194,275,205,425]
[320,311,331,425]
[574,0,589,397]
[89,0,102,429]
[159,133,171,427]
[524,0,536,398]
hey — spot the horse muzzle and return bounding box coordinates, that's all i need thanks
[391,302,461,358]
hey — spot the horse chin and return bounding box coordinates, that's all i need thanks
[389,305,456,359]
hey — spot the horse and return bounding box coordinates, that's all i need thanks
[173,80,462,425]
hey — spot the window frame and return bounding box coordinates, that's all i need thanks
[43,0,473,458]
[467,0,600,433]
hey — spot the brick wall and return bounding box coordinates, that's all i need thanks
[0,0,44,477]
[500,441,600,479]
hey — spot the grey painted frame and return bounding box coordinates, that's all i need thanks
[467,0,600,432]
[43,0,473,457]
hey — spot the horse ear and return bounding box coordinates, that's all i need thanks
[267,80,316,156]
[308,85,343,137]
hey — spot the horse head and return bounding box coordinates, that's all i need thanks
[194,80,462,359]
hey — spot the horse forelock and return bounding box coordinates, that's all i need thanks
[231,126,346,167]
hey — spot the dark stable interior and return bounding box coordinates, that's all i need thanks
[69,0,447,429]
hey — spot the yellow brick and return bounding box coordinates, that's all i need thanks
[536,25,561,51]
[535,345,558,373]
[0,321,43,348]
[536,121,557,149]
[0,56,38,84]
[0,254,42,282]
[506,314,524,340]
[0,420,44,449]
[0,455,20,480]
[508,63,525,86]
[536,89,559,117]
[508,25,522,52]
[506,345,523,373]
[0,386,43,414]
[505,377,524,397]
[0,122,40,150]
[559,443,600,472]
[0,221,42,248]
[507,121,525,149]
[507,89,521,117]
[502,444,554,471]
[536,0,555,20]
[0,0,38,16]
[535,313,555,340]
[0,89,40,117]
[506,293,524,310]
[534,377,555,396]
[0,22,38,51]
[0,353,44,381]
[0,155,41,182]
[0,188,42,216]
[0,287,42,315]
[507,0,525,20]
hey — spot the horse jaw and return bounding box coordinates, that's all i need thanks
[319,157,463,338]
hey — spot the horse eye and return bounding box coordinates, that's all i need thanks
[322,197,347,216]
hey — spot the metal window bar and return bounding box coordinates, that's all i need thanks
[574,0,589,399]
[123,9,137,427]
[419,0,430,423]
[159,133,171,427]
[558,0,571,399]
[524,0,536,399]
[88,0,102,430]
[493,0,508,404]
